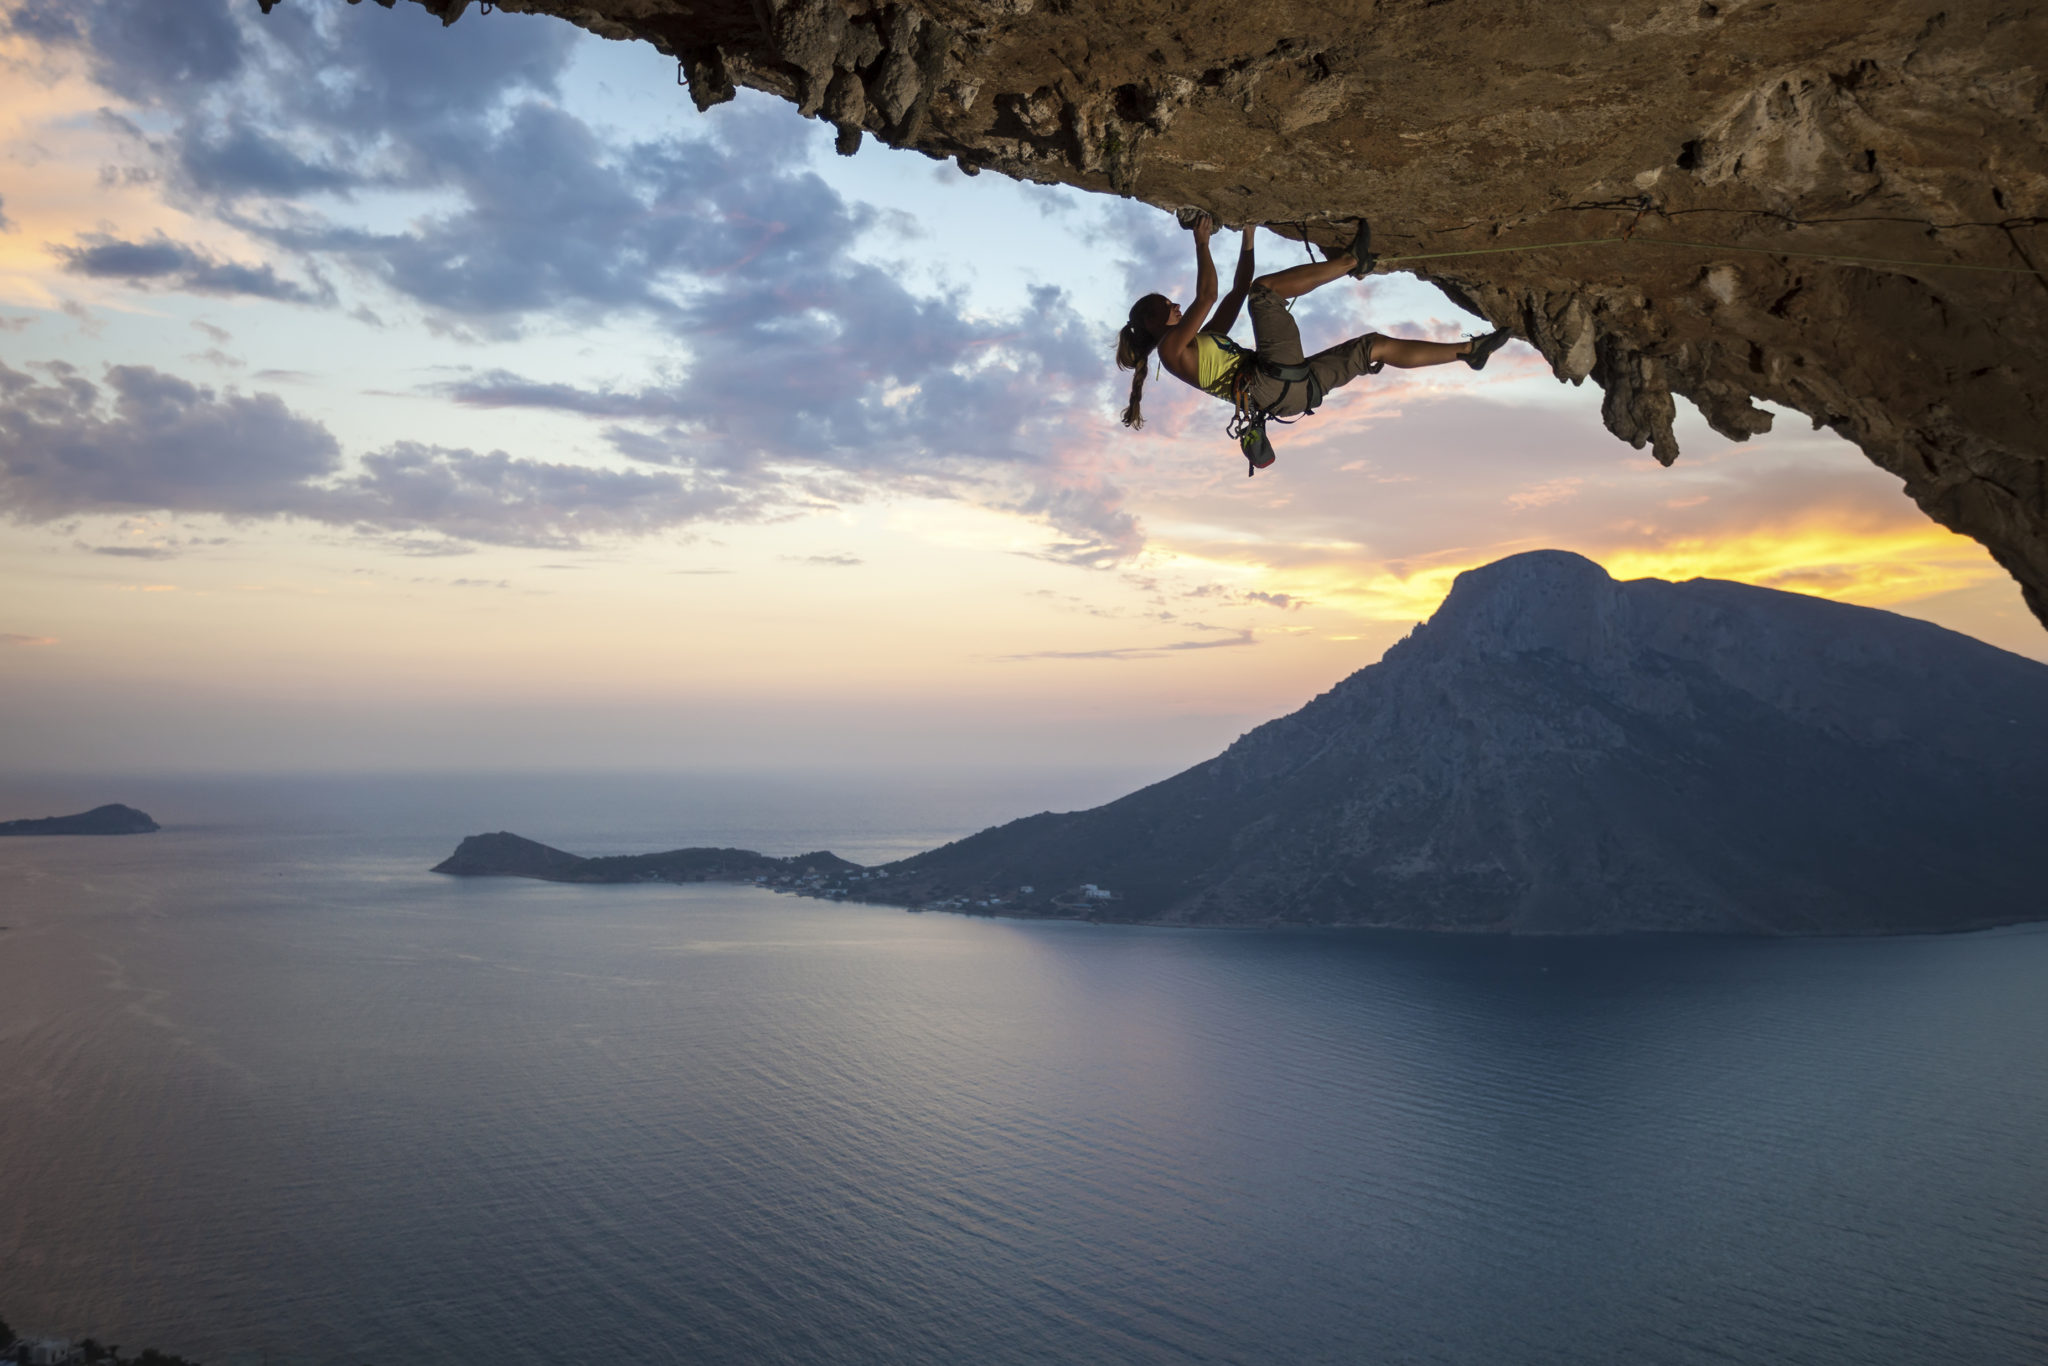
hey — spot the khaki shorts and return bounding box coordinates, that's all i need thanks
[1242,284,1383,417]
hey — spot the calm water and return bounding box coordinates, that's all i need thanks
[1,773,2045,1365]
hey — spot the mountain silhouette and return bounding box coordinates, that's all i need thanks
[861,551,2048,933]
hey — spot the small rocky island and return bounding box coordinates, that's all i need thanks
[434,832,858,885]
[0,804,159,836]
[435,552,2048,935]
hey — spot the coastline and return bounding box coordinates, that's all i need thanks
[766,880,2048,942]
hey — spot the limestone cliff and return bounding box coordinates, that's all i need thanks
[292,0,2048,627]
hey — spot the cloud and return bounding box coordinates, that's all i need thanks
[787,554,862,567]
[1000,629,1257,661]
[21,0,576,194]
[57,234,331,304]
[1,633,57,646]
[0,361,341,521]
[10,0,248,105]
[59,300,102,335]
[418,115,1144,561]
[0,361,781,548]
[326,441,770,547]
[83,543,178,559]
[16,4,1148,560]
[447,373,689,422]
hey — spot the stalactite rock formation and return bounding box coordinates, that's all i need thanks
[300,0,2048,628]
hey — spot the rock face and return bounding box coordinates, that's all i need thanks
[860,551,2048,932]
[0,804,160,835]
[303,0,2048,630]
[432,831,859,882]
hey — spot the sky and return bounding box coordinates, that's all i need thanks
[1,0,2041,778]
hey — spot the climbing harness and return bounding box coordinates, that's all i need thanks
[1209,335,1358,477]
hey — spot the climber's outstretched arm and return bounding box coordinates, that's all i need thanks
[1156,215,1219,371]
[1206,226,1256,337]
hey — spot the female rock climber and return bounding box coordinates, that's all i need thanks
[1115,214,1513,472]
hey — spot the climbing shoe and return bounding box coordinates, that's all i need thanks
[1463,328,1513,371]
[1345,217,1376,277]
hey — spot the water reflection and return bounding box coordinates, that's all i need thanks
[0,778,2044,1365]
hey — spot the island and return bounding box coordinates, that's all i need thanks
[433,831,858,885]
[434,552,2048,936]
[0,804,159,836]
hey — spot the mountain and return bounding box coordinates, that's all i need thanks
[0,804,159,836]
[858,552,2048,934]
[433,832,859,885]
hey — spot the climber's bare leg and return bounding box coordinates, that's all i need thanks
[1252,249,1357,300]
[1370,336,1472,368]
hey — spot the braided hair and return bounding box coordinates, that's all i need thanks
[1115,293,1170,430]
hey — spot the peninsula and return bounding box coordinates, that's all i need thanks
[435,552,2048,935]
[0,804,159,836]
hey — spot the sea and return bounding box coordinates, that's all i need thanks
[1,770,2045,1366]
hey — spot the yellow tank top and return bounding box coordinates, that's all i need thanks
[1195,333,1241,398]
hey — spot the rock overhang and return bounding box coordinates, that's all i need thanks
[276,0,2048,631]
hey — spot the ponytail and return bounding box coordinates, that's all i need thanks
[1115,293,1169,431]
[1115,320,1153,430]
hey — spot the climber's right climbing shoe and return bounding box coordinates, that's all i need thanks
[1346,218,1376,277]
[1463,328,1514,371]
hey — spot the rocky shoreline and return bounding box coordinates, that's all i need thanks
[0,1308,199,1366]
